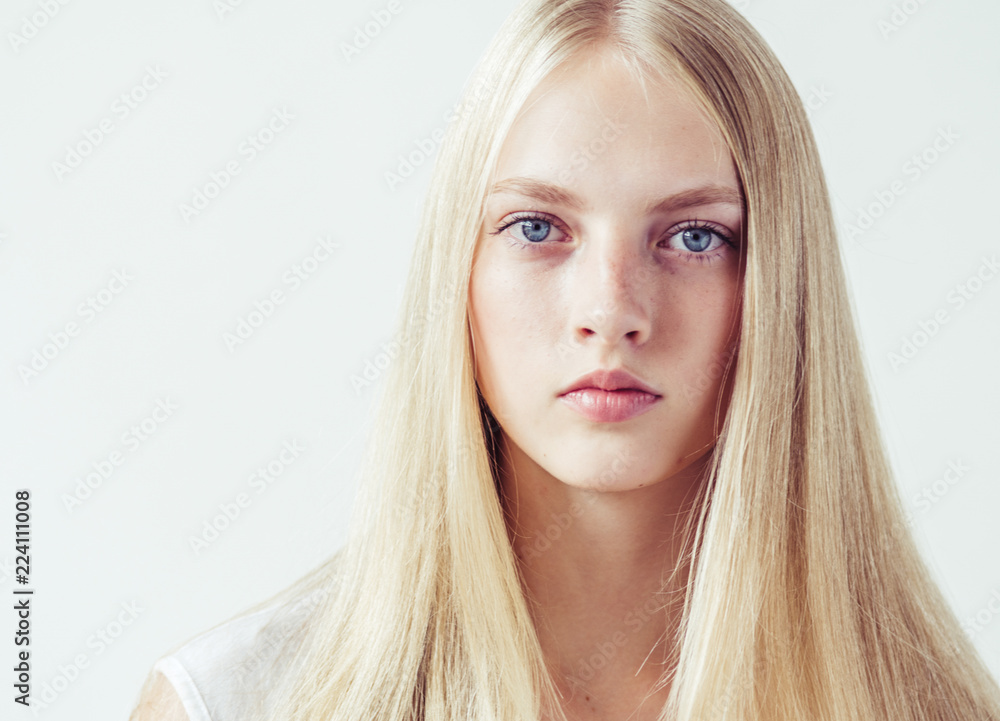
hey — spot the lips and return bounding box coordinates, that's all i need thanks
[557,368,662,423]
[559,368,661,396]
[559,388,660,423]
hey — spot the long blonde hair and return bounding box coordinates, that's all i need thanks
[249,1,1000,719]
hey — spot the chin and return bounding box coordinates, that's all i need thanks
[546,447,668,492]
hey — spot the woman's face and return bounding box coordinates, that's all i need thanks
[469,47,743,494]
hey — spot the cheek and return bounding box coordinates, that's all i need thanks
[669,276,741,417]
[469,257,564,418]
[677,276,739,348]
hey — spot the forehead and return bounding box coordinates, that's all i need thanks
[493,48,737,203]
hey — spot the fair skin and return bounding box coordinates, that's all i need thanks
[469,46,743,721]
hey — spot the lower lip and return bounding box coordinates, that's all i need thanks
[558,389,661,423]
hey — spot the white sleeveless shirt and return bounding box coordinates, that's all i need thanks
[153,587,330,721]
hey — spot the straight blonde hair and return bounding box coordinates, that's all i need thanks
[233,1,1000,719]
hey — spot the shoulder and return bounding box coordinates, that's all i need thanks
[129,666,190,721]
[141,587,330,721]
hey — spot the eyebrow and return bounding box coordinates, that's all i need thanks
[489,176,744,215]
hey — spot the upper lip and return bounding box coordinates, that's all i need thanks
[560,368,661,396]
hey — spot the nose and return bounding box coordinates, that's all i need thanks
[570,230,652,348]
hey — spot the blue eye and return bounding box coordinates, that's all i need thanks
[680,227,713,251]
[520,219,552,243]
[492,212,567,247]
[665,222,732,255]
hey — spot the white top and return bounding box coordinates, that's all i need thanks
[153,589,326,721]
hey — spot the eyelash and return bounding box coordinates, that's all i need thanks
[490,211,737,263]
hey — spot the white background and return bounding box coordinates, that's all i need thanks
[1,0,998,718]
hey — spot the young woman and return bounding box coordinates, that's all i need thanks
[131,0,1000,719]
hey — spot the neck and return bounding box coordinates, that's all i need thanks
[498,434,708,715]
